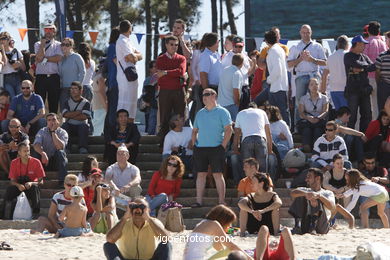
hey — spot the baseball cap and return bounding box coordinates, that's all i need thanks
[117,143,129,153]
[351,35,369,44]
[90,168,103,177]
[70,186,84,197]
[233,36,244,46]
[44,24,57,30]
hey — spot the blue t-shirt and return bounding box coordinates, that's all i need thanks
[193,105,232,147]
[107,43,118,88]
[10,93,44,125]
[199,48,222,86]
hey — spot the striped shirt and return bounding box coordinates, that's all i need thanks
[312,135,348,167]
[375,50,390,84]
[51,191,72,217]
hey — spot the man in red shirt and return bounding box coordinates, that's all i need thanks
[0,90,10,132]
[2,142,45,219]
[155,35,187,142]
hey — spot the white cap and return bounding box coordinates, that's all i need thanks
[117,143,129,153]
[70,186,84,197]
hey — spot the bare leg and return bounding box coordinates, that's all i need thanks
[385,208,390,226]
[239,209,248,235]
[106,212,114,230]
[213,173,226,204]
[271,209,280,235]
[89,213,100,231]
[377,203,389,228]
[359,198,378,228]
[196,172,207,205]
[280,228,297,260]
[336,204,355,229]
[31,216,58,234]
[255,225,269,260]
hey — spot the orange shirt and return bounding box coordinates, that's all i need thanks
[237,175,274,196]
[259,43,289,80]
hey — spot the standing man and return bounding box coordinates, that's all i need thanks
[364,21,387,119]
[33,113,68,187]
[287,24,326,124]
[191,88,232,207]
[199,33,222,92]
[375,31,390,112]
[321,35,349,111]
[34,24,63,113]
[116,20,143,122]
[162,19,192,60]
[155,35,187,141]
[5,80,46,137]
[265,30,290,126]
[344,35,376,132]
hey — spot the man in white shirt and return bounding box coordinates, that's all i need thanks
[321,35,349,110]
[116,20,143,122]
[265,30,290,127]
[288,24,327,124]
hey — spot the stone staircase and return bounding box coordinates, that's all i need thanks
[0,135,299,229]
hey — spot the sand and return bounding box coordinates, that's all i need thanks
[0,225,389,259]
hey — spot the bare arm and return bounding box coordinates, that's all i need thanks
[232,127,241,153]
[47,202,61,229]
[179,39,192,60]
[258,193,283,214]
[51,131,65,150]
[238,197,253,213]
[221,124,233,149]
[28,108,45,125]
[233,89,240,106]
[337,125,364,137]
[147,217,169,237]
[191,128,198,147]
[287,55,303,68]
[316,103,329,120]
[82,209,87,228]
[58,206,67,222]
[322,171,338,192]
[264,124,273,155]
[320,69,329,93]
[290,188,308,199]
[106,208,130,243]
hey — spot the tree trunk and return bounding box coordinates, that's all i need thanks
[110,0,119,29]
[25,0,39,53]
[225,0,237,35]
[145,0,152,76]
[66,0,83,47]
[167,0,180,30]
[219,0,223,53]
[153,18,160,60]
[211,0,217,33]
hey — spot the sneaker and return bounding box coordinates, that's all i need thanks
[240,231,249,237]
[79,147,88,154]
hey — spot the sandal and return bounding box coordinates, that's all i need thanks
[190,202,202,208]
[1,242,13,250]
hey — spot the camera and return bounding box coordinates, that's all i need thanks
[130,203,146,215]
[8,60,15,65]
[171,145,186,157]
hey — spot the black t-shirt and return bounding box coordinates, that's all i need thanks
[344,52,376,95]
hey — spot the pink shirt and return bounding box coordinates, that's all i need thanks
[363,35,387,78]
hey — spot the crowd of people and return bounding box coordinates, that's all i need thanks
[0,15,390,260]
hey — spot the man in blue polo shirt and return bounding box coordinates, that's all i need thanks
[190,88,232,207]
[4,80,46,137]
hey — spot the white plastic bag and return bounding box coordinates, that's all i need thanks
[13,192,32,220]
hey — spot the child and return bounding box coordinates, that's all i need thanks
[56,186,88,238]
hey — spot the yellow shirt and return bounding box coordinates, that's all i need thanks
[117,218,157,260]
[259,43,289,80]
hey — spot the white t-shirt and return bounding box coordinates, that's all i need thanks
[1,49,23,74]
[270,120,293,149]
[104,162,140,189]
[297,187,335,220]
[266,44,288,93]
[344,181,388,212]
[235,108,269,140]
[288,40,326,76]
[82,59,96,86]
[217,65,242,107]
[221,51,251,85]
[325,49,347,92]
[163,127,193,155]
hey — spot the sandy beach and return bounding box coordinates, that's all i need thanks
[1,223,390,260]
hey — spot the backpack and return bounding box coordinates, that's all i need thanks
[283,148,306,168]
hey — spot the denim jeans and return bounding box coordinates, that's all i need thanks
[32,148,68,182]
[58,227,83,237]
[147,108,158,135]
[229,153,244,184]
[346,93,372,132]
[254,81,270,106]
[104,84,119,129]
[62,122,89,150]
[189,84,204,125]
[295,75,311,123]
[343,134,364,162]
[223,104,239,121]
[269,90,290,127]
[145,194,169,217]
[241,135,267,172]
[272,135,290,160]
[330,91,348,111]
[103,241,172,260]
[377,80,390,113]
[59,88,70,112]
[3,73,21,99]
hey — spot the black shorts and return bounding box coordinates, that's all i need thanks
[193,145,225,173]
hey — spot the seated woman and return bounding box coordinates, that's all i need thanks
[238,173,282,236]
[365,110,390,155]
[77,156,99,185]
[255,226,296,260]
[266,106,293,160]
[339,169,389,228]
[322,154,355,228]
[104,109,140,165]
[2,142,45,219]
[298,77,329,152]
[183,205,252,260]
[89,183,118,234]
[163,114,193,175]
[146,155,184,217]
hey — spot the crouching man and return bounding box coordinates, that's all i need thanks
[103,197,172,260]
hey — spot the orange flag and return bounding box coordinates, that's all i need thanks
[18,28,28,41]
[88,31,99,45]
[159,34,166,39]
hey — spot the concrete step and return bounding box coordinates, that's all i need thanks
[66,143,161,154]
[68,135,160,145]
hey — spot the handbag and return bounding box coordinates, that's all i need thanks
[13,192,32,220]
[157,201,185,232]
[119,60,138,82]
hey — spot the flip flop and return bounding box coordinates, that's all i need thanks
[1,242,13,250]
[190,202,202,208]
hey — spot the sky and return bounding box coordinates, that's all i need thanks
[2,0,246,96]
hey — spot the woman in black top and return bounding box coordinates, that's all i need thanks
[238,173,282,235]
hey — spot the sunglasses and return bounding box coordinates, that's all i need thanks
[97,183,110,189]
[61,43,71,47]
[167,162,178,167]
[21,87,31,90]
[9,125,20,128]
[66,183,75,187]
[325,128,335,132]
[202,92,215,97]
[130,203,146,210]
[234,45,243,48]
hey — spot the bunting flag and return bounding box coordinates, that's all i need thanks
[254,37,264,50]
[18,28,28,41]
[65,30,74,38]
[279,39,288,45]
[54,0,67,41]
[159,34,167,39]
[89,31,99,45]
[135,33,143,44]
